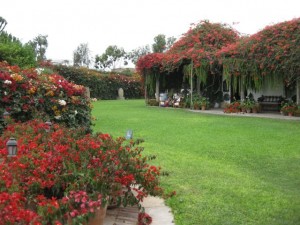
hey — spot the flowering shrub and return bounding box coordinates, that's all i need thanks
[281,101,297,114]
[138,212,152,225]
[136,21,239,95]
[53,65,143,100]
[223,101,242,113]
[137,21,239,75]
[0,61,92,134]
[217,18,300,90]
[0,119,164,224]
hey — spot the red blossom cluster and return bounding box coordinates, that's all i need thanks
[0,61,91,132]
[217,18,300,82]
[0,192,39,224]
[223,101,242,113]
[0,119,164,224]
[137,18,299,91]
[138,212,152,225]
[136,53,165,74]
[137,21,239,75]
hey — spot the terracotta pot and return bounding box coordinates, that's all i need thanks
[201,105,206,110]
[68,205,107,225]
[88,206,107,225]
[193,104,199,110]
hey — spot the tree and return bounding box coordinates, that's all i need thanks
[128,45,151,65]
[73,43,91,67]
[152,34,166,53]
[0,31,36,68]
[95,45,126,70]
[166,36,176,51]
[28,34,48,62]
[0,16,7,32]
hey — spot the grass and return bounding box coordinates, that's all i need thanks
[92,99,300,225]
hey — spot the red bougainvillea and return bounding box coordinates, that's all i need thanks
[137,20,240,75]
[217,18,300,88]
[0,119,165,224]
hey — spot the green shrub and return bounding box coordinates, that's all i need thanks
[0,32,36,68]
[53,65,143,100]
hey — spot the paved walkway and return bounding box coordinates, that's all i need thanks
[104,196,175,225]
[188,108,300,120]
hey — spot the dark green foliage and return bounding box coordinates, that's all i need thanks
[152,34,166,53]
[95,45,127,70]
[53,65,143,100]
[0,32,36,68]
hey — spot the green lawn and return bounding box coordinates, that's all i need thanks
[92,100,300,225]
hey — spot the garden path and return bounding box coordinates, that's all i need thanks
[188,108,300,120]
[104,196,175,225]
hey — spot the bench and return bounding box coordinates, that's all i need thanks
[257,95,284,112]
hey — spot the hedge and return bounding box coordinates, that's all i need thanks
[53,65,143,100]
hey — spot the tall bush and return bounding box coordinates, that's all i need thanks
[53,65,143,100]
[0,61,92,133]
[0,32,36,68]
[0,119,164,224]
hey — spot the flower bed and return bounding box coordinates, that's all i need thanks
[0,61,92,134]
[0,119,164,224]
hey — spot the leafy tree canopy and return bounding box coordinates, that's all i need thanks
[127,45,151,65]
[152,34,166,53]
[95,45,127,70]
[28,34,48,62]
[73,43,91,67]
[0,31,36,68]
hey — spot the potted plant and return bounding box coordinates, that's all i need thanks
[192,95,201,110]
[294,106,300,117]
[244,98,255,113]
[281,101,296,116]
[252,103,260,113]
[199,97,210,110]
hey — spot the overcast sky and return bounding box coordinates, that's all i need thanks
[1,0,299,64]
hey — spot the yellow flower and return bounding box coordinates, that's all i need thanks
[45,90,54,97]
[10,73,24,82]
[28,87,36,95]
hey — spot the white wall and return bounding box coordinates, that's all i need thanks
[249,82,284,100]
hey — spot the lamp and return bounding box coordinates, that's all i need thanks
[6,137,18,157]
[125,130,133,140]
[45,121,52,132]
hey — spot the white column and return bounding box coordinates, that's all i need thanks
[240,76,245,101]
[155,76,159,102]
[297,79,300,105]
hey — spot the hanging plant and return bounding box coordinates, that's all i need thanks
[217,18,300,90]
